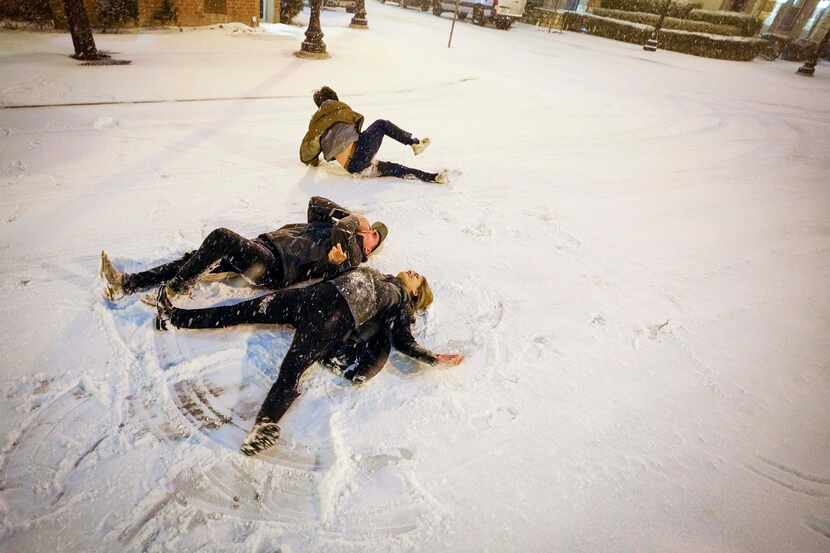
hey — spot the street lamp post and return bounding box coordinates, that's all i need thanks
[797,29,829,76]
[297,0,329,59]
[644,0,670,52]
[350,0,368,28]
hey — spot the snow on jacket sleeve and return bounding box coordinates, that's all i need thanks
[389,306,438,365]
[307,196,352,224]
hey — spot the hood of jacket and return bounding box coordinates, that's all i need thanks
[300,101,365,165]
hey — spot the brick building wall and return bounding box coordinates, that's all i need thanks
[167,0,259,26]
[2,0,260,27]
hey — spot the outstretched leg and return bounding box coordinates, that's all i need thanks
[101,250,240,300]
[348,119,419,173]
[375,160,439,183]
[167,228,282,295]
[167,288,307,330]
[242,285,355,455]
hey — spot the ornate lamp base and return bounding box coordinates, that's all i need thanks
[295,49,331,59]
[296,32,329,59]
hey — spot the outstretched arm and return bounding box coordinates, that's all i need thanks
[307,196,352,223]
[389,310,464,366]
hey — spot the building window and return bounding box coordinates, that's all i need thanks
[205,0,227,13]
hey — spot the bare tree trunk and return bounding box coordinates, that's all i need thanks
[63,0,100,59]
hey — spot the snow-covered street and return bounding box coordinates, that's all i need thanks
[1,4,829,552]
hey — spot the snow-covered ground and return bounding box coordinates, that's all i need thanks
[1,4,829,552]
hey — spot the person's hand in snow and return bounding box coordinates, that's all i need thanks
[435,353,464,366]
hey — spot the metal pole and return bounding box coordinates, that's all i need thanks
[297,0,329,58]
[448,0,458,47]
[797,29,829,76]
[351,0,368,28]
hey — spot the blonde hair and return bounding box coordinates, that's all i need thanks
[412,276,433,312]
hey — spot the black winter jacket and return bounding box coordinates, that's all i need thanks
[330,267,438,367]
[258,196,366,286]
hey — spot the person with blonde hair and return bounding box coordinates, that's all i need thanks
[154,266,463,456]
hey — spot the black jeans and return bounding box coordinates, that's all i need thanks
[169,283,358,426]
[122,228,283,293]
[347,119,438,183]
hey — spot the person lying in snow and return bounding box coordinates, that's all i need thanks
[154,266,464,456]
[300,86,449,184]
[100,196,387,301]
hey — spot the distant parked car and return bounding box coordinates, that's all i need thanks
[432,0,526,29]
[325,0,357,12]
[380,0,431,11]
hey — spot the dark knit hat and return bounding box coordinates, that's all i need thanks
[371,222,388,246]
[313,86,339,107]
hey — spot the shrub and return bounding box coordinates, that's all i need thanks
[564,12,765,60]
[688,9,762,36]
[522,0,544,24]
[562,12,653,45]
[662,17,738,35]
[591,9,740,35]
[0,0,54,25]
[659,29,767,60]
[591,8,659,25]
[153,0,178,24]
[598,0,701,19]
[281,0,304,23]
[97,0,138,30]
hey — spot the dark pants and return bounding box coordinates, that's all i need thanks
[123,228,283,294]
[169,283,365,426]
[347,119,438,183]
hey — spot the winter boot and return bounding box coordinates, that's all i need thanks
[100,251,126,301]
[154,285,174,331]
[240,417,281,456]
[411,137,431,156]
[434,170,449,184]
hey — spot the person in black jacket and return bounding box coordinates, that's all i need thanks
[100,196,387,301]
[154,266,464,456]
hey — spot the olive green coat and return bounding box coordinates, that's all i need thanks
[299,101,364,166]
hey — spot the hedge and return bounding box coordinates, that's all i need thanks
[0,0,53,25]
[688,9,762,36]
[660,29,766,60]
[592,7,659,25]
[661,16,739,35]
[598,0,702,19]
[562,12,653,45]
[591,8,739,35]
[563,12,765,60]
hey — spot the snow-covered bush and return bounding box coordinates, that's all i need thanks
[562,12,653,45]
[687,9,762,36]
[281,0,304,23]
[97,0,138,30]
[591,8,740,36]
[660,28,766,59]
[522,0,544,24]
[598,0,701,19]
[153,0,178,24]
[0,0,54,26]
[563,11,765,60]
